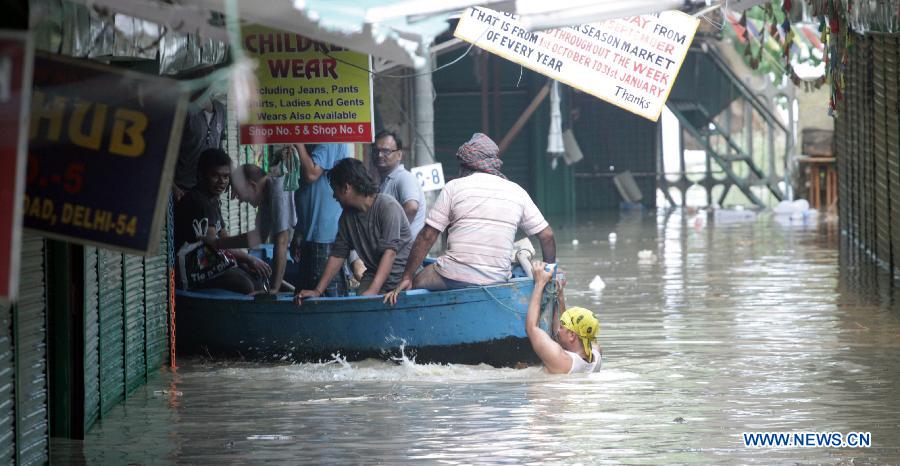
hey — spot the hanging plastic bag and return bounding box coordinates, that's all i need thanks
[176,218,237,289]
[268,145,301,192]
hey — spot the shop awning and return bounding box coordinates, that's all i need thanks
[508,0,687,31]
[66,0,503,68]
[64,0,733,68]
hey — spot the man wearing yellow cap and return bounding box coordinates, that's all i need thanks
[526,262,602,374]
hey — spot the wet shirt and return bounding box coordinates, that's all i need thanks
[174,189,223,249]
[379,164,426,239]
[426,172,549,285]
[295,144,350,243]
[174,100,226,190]
[258,174,297,239]
[330,194,412,292]
[565,344,602,374]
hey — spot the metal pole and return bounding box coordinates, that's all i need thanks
[679,126,686,207]
[414,52,441,254]
[414,53,435,166]
[705,132,713,207]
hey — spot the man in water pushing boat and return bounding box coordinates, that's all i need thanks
[528,262,602,374]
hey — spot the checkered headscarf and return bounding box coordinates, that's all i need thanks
[456,133,506,179]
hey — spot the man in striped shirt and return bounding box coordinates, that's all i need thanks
[385,133,556,305]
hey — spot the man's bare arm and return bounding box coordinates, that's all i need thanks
[297,144,324,183]
[383,226,440,305]
[362,249,397,295]
[526,262,572,374]
[534,226,556,263]
[401,200,419,224]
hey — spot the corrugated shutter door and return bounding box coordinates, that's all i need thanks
[144,215,169,372]
[243,150,257,233]
[83,246,100,431]
[123,254,146,393]
[97,249,124,415]
[222,193,238,235]
[0,300,13,463]
[14,234,48,465]
[225,92,240,233]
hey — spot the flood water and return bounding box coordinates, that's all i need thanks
[53,210,900,464]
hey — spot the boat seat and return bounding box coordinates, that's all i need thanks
[176,288,256,301]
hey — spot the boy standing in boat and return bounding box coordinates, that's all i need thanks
[527,262,602,374]
[295,158,412,302]
[384,133,556,304]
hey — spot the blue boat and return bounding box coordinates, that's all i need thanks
[175,274,544,366]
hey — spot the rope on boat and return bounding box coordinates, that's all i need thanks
[479,265,560,332]
[480,286,525,314]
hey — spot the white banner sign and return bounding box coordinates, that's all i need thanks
[411,163,445,192]
[454,7,699,121]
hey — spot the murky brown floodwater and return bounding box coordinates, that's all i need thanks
[53,210,900,464]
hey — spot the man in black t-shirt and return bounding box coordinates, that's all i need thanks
[174,148,270,293]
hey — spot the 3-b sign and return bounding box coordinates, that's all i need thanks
[411,163,445,192]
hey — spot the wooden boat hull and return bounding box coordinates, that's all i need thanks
[175,278,540,366]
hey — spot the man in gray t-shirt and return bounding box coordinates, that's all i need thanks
[332,194,411,292]
[373,130,425,239]
[295,158,411,302]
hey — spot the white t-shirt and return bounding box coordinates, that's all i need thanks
[425,173,549,285]
[565,343,602,374]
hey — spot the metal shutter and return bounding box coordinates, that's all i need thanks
[0,299,14,463]
[123,254,146,393]
[82,246,100,431]
[97,249,124,415]
[144,211,169,373]
[14,234,49,465]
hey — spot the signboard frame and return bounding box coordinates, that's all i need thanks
[239,25,376,145]
[0,30,33,302]
[25,52,187,256]
[454,7,699,122]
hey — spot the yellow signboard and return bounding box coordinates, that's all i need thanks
[240,25,374,144]
[454,7,699,121]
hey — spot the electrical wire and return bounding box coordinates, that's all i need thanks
[322,27,487,79]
